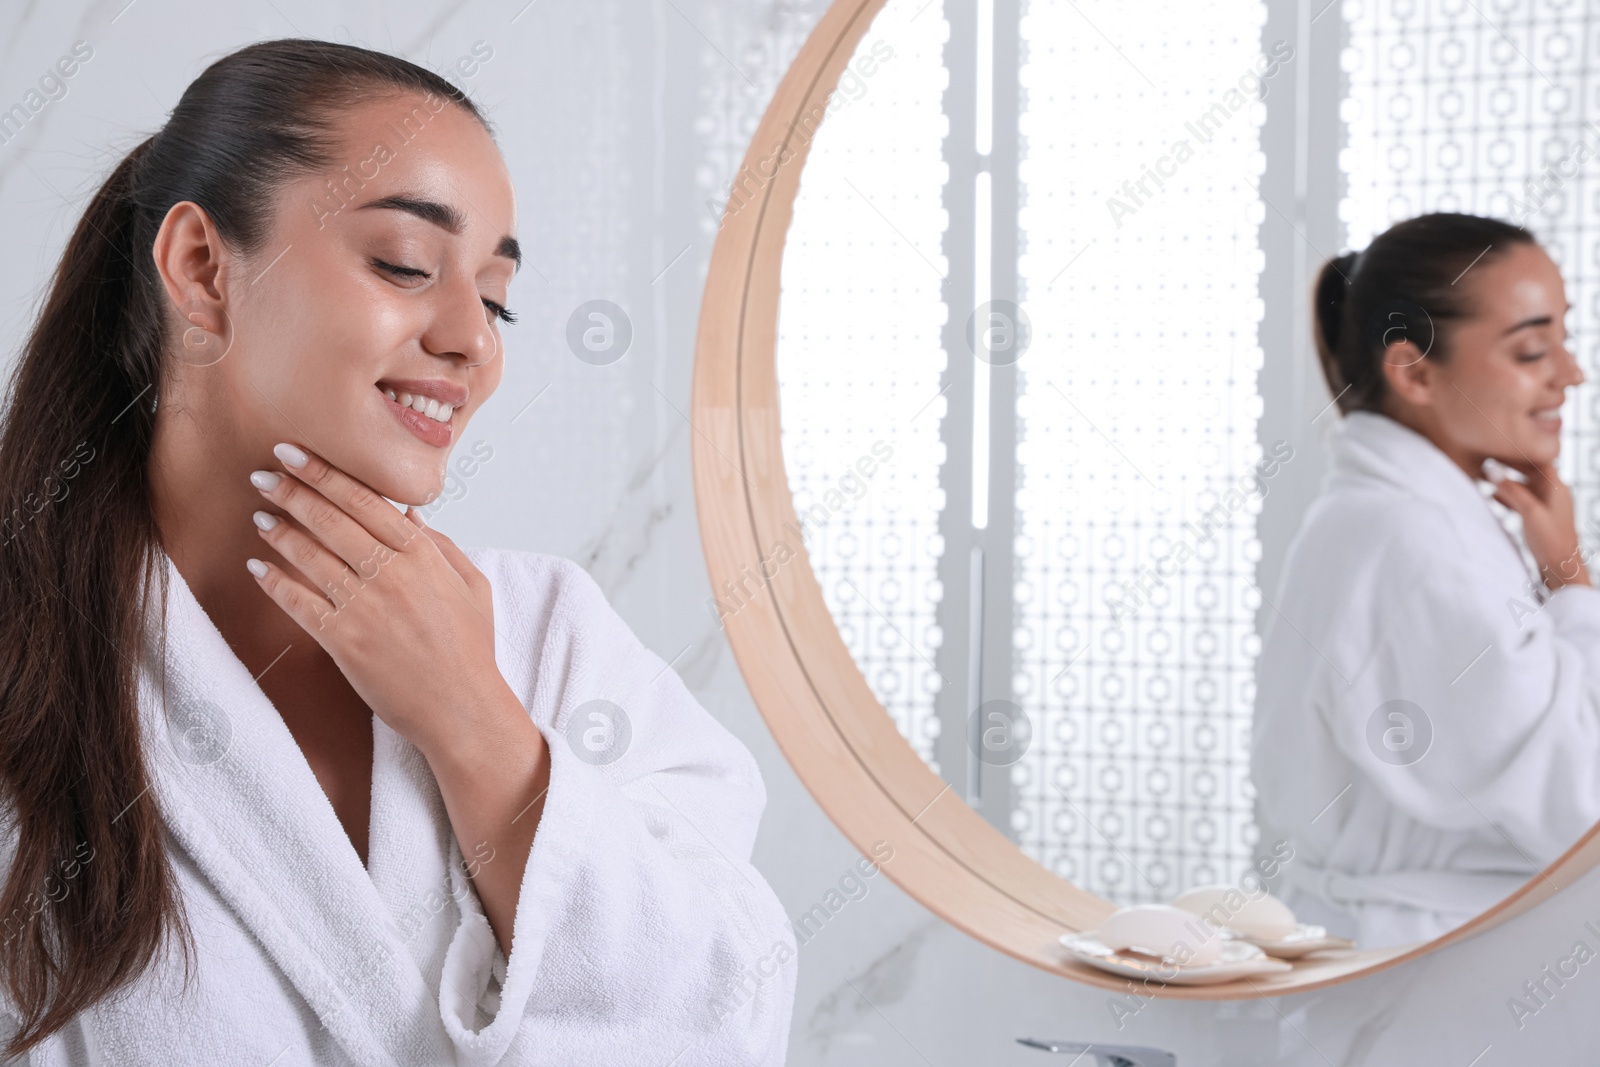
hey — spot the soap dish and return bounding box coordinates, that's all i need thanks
[1058,931,1293,985]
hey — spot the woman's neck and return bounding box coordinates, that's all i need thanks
[1374,404,1487,483]
[146,401,311,670]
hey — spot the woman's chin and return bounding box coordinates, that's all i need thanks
[1491,441,1559,469]
[385,483,445,509]
[1529,437,1563,466]
[336,452,450,509]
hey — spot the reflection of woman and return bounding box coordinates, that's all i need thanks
[1251,212,1600,950]
[0,41,794,1063]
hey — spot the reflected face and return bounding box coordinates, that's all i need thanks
[195,91,519,506]
[1411,242,1581,470]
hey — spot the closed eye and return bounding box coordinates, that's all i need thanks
[483,297,517,325]
[372,259,517,325]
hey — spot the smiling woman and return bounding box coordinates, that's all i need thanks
[1253,212,1600,950]
[0,38,794,1066]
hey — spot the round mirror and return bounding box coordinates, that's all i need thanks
[694,0,1600,995]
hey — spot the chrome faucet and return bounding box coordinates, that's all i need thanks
[1017,1037,1177,1067]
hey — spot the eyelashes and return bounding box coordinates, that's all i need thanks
[483,297,518,325]
[372,259,518,325]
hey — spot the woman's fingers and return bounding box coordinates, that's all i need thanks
[268,442,422,555]
[1491,476,1529,508]
[251,507,378,611]
[1493,471,1590,589]
[243,458,513,754]
[1505,458,1564,504]
[1491,476,1541,517]
[246,555,346,635]
[404,507,487,598]
[252,445,409,577]
[408,507,462,566]
[251,467,383,582]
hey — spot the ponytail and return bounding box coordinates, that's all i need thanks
[1312,250,1364,410]
[0,132,180,1056]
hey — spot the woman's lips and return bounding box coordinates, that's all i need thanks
[1532,407,1563,433]
[379,385,452,447]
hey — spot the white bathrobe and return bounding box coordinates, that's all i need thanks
[1252,411,1600,949]
[0,546,797,1066]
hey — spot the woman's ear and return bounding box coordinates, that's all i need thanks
[1379,339,1435,408]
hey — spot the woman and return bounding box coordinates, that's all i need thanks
[1251,212,1600,950]
[0,40,796,1065]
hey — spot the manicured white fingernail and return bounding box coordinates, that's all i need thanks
[250,470,281,491]
[246,558,268,578]
[274,442,308,468]
[252,510,278,531]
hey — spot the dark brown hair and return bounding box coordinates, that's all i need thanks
[1312,211,1538,415]
[0,39,491,1055]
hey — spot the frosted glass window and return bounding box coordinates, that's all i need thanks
[722,0,1274,902]
[775,0,952,773]
[1010,0,1270,900]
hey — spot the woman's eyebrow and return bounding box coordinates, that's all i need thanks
[1501,315,1552,336]
[355,193,521,271]
[1500,301,1572,337]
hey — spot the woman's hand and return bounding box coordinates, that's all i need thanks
[245,441,513,758]
[1490,458,1591,591]
[248,442,552,954]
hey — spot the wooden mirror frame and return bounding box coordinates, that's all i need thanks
[688,0,1600,996]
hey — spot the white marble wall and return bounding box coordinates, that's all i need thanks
[4,2,1600,1064]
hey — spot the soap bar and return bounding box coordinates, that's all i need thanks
[1094,904,1228,967]
[1171,884,1299,941]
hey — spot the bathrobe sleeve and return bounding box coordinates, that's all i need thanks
[436,552,796,1067]
[0,1008,17,1067]
[0,948,15,1065]
[0,826,30,1067]
[1320,503,1600,864]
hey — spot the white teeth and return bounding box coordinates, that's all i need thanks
[383,387,454,423]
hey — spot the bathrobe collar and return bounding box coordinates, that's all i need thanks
[1328,410,1538,588]
[136,547,461,1067]
[1330,410,1490,515]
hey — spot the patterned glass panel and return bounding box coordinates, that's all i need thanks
[774,0,952,773]
[1011,0,1271,902]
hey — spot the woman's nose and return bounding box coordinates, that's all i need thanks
[423,296,501,370]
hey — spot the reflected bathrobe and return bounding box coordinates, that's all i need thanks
[1251,411,1600,950]
[0,546,797,1066]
